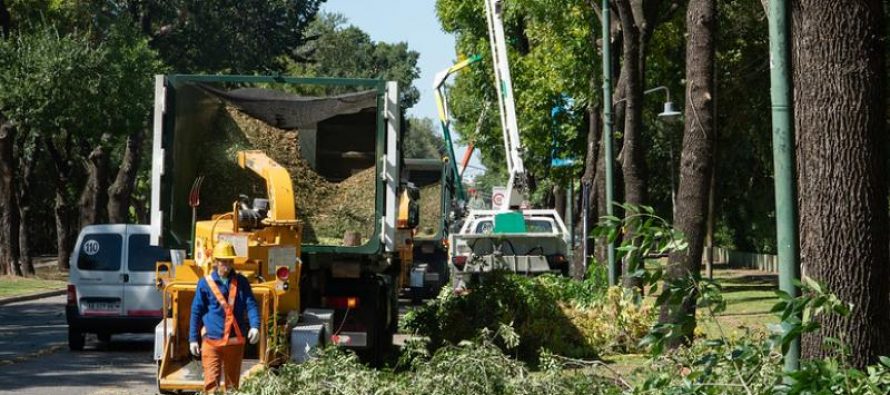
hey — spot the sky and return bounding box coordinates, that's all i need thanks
[321,0,486,179]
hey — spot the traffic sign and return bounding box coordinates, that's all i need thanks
[492,186,506,209]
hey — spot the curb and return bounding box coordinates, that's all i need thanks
[0,289,66,306]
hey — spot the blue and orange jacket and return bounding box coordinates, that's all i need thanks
[189,270,261,343]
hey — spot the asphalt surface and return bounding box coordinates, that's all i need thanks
[0,295,156,395]
[0,294,423,395]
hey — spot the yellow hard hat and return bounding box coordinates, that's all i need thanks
[212,241,238,260]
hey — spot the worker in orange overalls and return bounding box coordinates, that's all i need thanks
[189,241,261,393]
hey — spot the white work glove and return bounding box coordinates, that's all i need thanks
[248,328,259,345]
[189,341,200,356]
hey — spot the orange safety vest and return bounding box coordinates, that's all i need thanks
[202,274,245,346]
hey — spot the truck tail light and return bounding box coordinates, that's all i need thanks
[547,254,567,264]
[547,254,568,265]
[326,296,359,309]
[452,256,467,269]
[67,284,76,305]
[276,266,290,281]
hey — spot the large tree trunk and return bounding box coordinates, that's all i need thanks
[107,129,144,223]
[553,185,566,222]
[17,141,39,276]
[79,137,110,228]
[793,0,890,368]
[133,194,150,224]
[578,103,602,275]
[658,0,716,348]
[616,0,647,290]
[0,115,20,276]
[46,135,74,271]
[593,133,608,267]
[18,196,33,276]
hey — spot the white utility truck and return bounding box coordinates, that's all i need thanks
[448,0,571,286]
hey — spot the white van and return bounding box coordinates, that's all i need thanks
[66,224,170,350]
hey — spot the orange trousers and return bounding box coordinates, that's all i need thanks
[201,340,245,393]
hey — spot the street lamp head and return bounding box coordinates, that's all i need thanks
[658,101,682,119]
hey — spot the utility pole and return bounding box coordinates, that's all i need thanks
[602,0,617,286]
[768,0,800,373]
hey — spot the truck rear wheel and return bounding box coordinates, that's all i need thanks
[68,327,85,351]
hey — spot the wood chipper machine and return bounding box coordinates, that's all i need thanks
[154,150,317,393]
[151,75,417,379]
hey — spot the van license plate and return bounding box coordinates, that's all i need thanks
[86,302,119,312]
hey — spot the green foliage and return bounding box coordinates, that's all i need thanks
[0,23,163,143]
[402,271,597,362]
[289,12,421,108]
[235,328,618,395]
[632,334,782,395]
[435,0,595,197]
[402,271,654,362]
[237,281,890,395]
[629,279,890,394]
[8,0,324,74]
[138,0,324,73]
[593,203,687,291]
[782,356,890,395]
[769,278,853,356]
[404,117,445,159]
[469,165,508,200]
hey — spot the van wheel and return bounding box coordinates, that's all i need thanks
[98,333,111,343]
[68,328,85,351]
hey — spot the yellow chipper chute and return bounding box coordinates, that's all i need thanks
[154,150,306,393]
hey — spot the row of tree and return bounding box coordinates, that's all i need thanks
[0,1,432,276]
[436,0,890,368]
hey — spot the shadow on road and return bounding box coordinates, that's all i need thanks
[0,299,67,362]
[0,336,157,394]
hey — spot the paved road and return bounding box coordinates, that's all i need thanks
[0,294,423,394]
[0,295,155,395]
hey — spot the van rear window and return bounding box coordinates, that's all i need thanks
[77,234,123,271]
[127,234,171,272]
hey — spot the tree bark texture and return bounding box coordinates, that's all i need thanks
[16,141,39,276]
[46,136,73,270]
[108,129,144,223]
[616,0,647,290]
[554,185,566,226]
[79,138,110,229]
[792,0,890,368]
[659,0,716,348]
[0,116,20,276]
[578,103,603,273]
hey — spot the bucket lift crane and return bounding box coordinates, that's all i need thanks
[446,0,573,282]
[484,0,527,210]
[433,54,483,202]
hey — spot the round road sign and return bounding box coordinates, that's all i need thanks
[492,191,504,207]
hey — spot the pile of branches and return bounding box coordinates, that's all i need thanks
[401,271,655,364]
[235,326,620,395]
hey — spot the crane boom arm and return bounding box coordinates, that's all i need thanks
[484,0,526,209]
[434,55,482,202]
